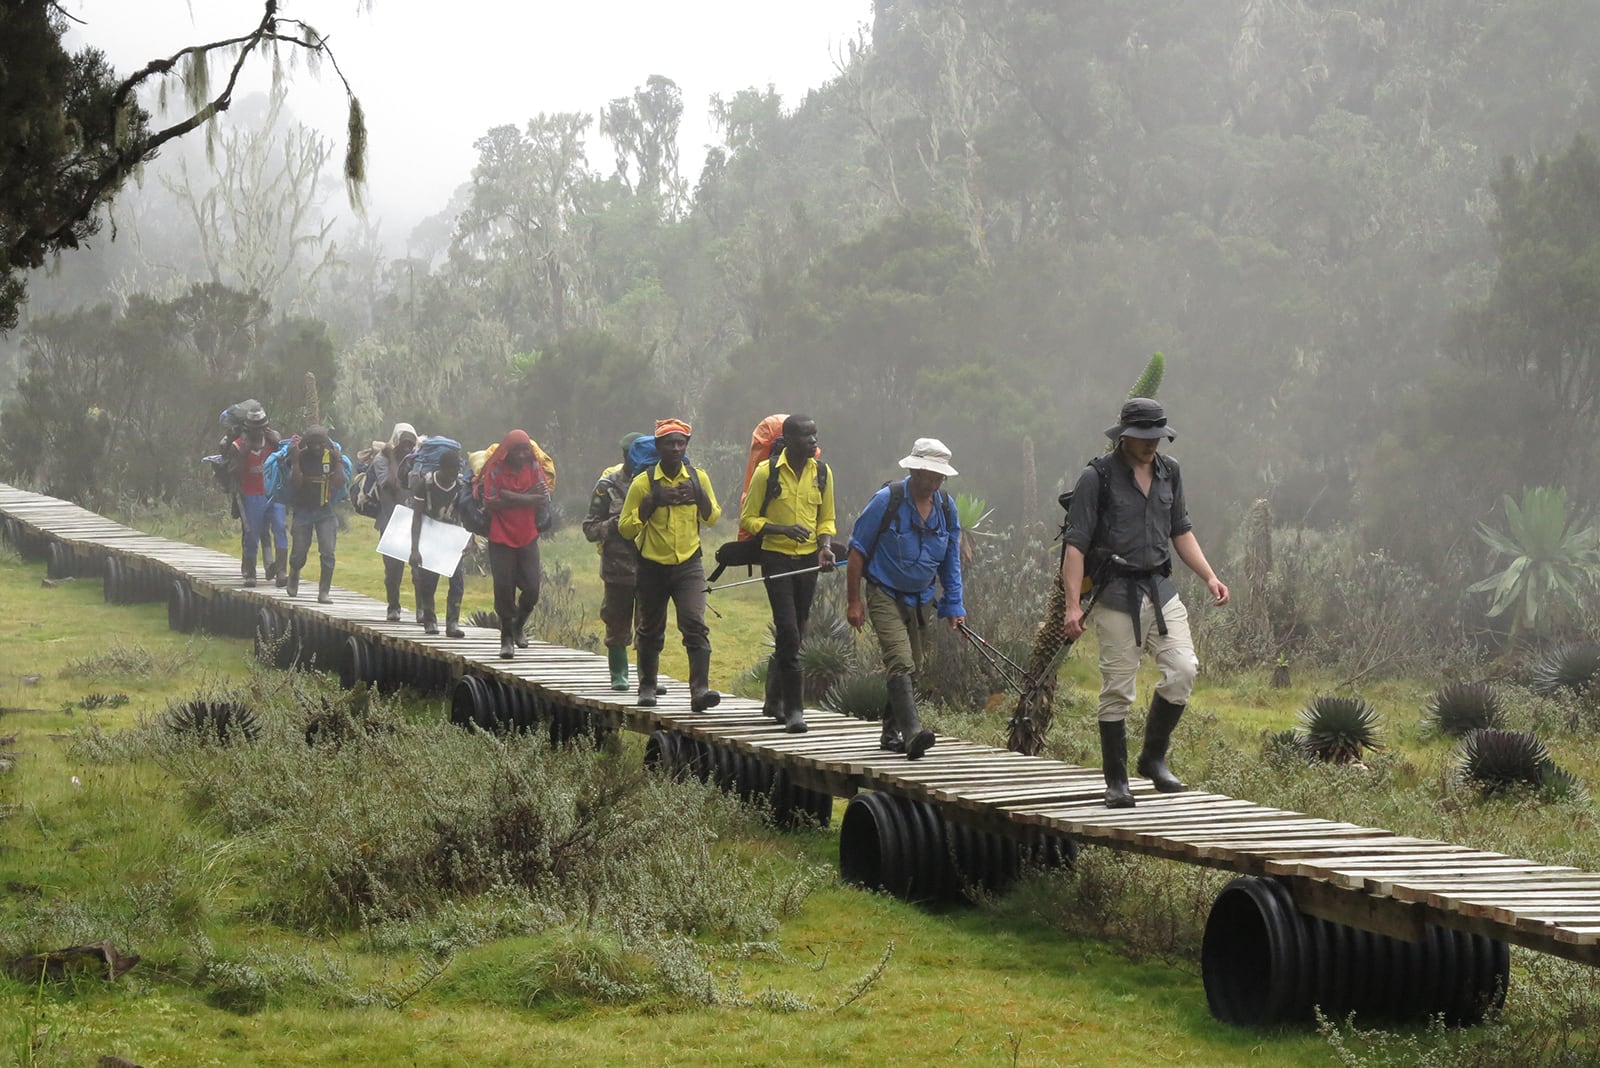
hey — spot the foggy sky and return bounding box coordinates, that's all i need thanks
[62,0,872,234]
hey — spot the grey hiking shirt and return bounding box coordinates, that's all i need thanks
[1064,450,1192,625]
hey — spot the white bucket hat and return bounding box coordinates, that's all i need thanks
[898,437,958,477]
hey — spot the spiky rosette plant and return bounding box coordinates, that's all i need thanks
[163,699,260,744]
[1457,729,1559,795]
[799,633,857,705]
[1260,727,1310,764]
[731,658,769,701]
[822,673,890,721]
[1529,642,1600,696]
[1540,761,1586,802]
[1426,682,1507,737]
[1296,694,1383,764]
[468,609,500,630]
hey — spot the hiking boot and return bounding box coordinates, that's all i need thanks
[1136,695,1187,794]
[1099,719,1135,808]
[761,658,783,721]
[317,565,334,605]
[636,648,660,707]
[513,609,532,649]
[780,662,806,734]
[607,646,630,691]
[286,568,301,598]
[688,647,721,712]
[499,626,515,660]
[878,695,906,752]
[888,674,934,759]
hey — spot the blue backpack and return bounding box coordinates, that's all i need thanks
[264,437,353,506]
[413,437,462,475]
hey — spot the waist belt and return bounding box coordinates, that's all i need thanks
[1107,562,1172,645]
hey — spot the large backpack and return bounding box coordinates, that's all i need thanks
[264,437,353,506]
[348,462,383,518]
[413,437,462,475]
[262,439,295,505]
[738,414,788,514]
[458,471,491,537]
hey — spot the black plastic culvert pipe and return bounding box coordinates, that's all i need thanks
[1201,876,1510,1028]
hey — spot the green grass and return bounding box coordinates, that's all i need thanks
[5,515,1600,1066]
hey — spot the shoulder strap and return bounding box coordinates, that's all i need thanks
[863,480,906,569]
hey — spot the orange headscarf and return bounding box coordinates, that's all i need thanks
[655,418,692,439]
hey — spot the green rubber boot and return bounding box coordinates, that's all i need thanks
[607,646,630,691]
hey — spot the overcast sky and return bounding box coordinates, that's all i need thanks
[64,0,872,235]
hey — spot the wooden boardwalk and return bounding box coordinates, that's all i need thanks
[5,482,1600,972]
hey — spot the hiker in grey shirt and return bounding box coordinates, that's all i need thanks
[1061,398,1229,808]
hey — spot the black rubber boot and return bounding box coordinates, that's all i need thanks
[878,692,906,751]
[636,648,659,707]
[780,663,806,734]
[243,562,257,588]
[513,608,532,649]
[419,591,438,635]
[888,675,934,760]
[286,567,301,598]
[273,559,288,588]
[445,591,464,638]
[499,625,515,660]
[317,565,334,605]
[1099,719,1136,808]
[762,657,784,721]
[689,647,722,713]
[1136,694,1187,794]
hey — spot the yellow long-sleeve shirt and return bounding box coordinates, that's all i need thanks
[738,452,836,556]
[617,462,721,565]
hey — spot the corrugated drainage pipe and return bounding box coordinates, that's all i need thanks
[1201,876,1509,1027]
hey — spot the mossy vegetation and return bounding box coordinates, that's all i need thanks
[4,524,1600,1066]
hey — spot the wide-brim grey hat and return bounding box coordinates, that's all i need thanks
[899,437,958,477]
[1105,397,1177,441]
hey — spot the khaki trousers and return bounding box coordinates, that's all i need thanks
[865,584,933,678]
[1092,593,1199,722]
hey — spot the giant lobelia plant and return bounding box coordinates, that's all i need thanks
[1468,486,1600,637]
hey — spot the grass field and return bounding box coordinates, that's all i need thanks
[3,509,1600,1066]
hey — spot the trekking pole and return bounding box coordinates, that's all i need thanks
[704,562,839,594]
[955,622,1028,695]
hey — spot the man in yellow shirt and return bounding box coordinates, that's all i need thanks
[739,414,836,733]
[618,419,723,711]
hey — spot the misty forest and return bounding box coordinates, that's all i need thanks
[5,0,1600,1064]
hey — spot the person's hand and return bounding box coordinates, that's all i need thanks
[847,600,866,630]
[409,549,422,567]
[1064,604,1085,641]
[818,544,836,571]
[769,523,811,542]
[648,482,674,507]
[1208,576,1230,607]
[947,615,965,631]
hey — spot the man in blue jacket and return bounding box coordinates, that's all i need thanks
[845,438,966,760]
